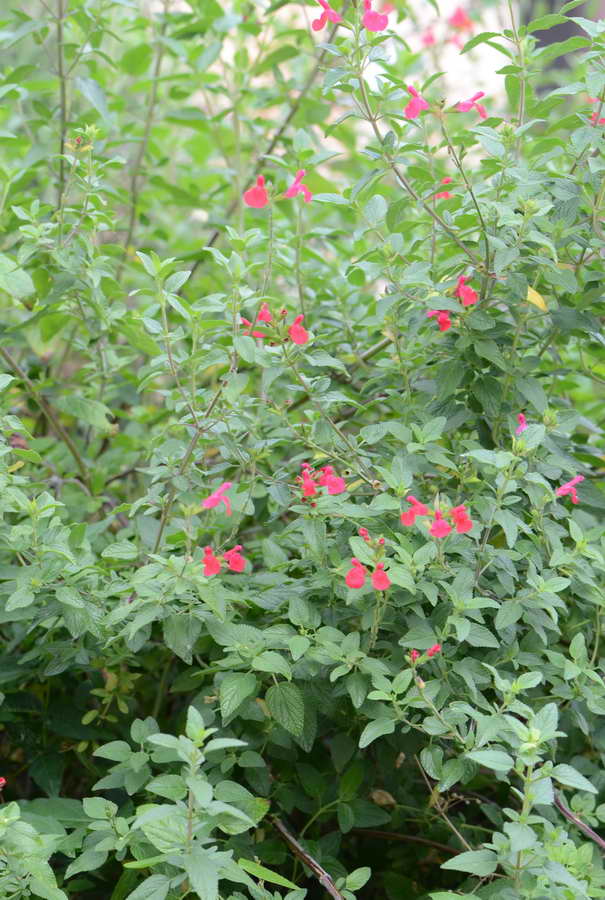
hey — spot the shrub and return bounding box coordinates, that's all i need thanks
[1,1,605,898]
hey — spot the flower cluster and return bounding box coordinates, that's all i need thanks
[401,496,474,537]
[297,462,346,498]
[240,304,309,346]
[203,482,233,516]
[556,475,585,505]
[203,545,248,576]
[346,558,391,591]
[426,274,478,333]
[410,644,441,663]
[243,170,314,209]
[588,97,605,125]
[435,176,453,200]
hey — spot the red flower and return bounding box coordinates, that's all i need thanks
[285,169,313,203]
[401,495,429,526]
[421,27,436,46]
[346,558,367,588]
[427,309,452,332]
[448,6,472,29]
[455,275,478,307]
[362,0,389,32]
[556,475,585,505]
[243,175,269,209]
[457,91,488,119]
[435,176,453,199]
[0,777,6,789]
[312,0,342,31]
[449,504,473,534]
[289,314,309,345]
[410,649,420,663]
[516,412,528,435]
[202,481,233,516]
[404,85,429,119]
[372,563,391,591]
[358,527,370,542]
[258,302,272,323]
[429,510,452,538]
[241,317,267,339]
[318,465,346,495]
[223,544,247,572]
[300,464,318,497]
[203,546,222,577]
[427,643,441,657]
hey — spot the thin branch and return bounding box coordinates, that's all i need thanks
[119,3,168,273]
[351,828,460,856]
[56,0,67,205]
[272,817,345,900]
[555,793,605,852]
[0,344,90,487]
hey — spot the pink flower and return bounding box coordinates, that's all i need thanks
[421,27,436,46]
[362,0,389,32]
[258,302,272,323]
[241,317,267,339]
[449,504,473,534]
[588,99,605,125]
[516,413,528,435]
[404,85,429,119]
[299,464,318,497]
[401,495,430,526]
[427,309,452,332]
[346,558,367,589]
[457,91,488,119]
[285,170,313,203]
[455,275,478,307]
[448,6,472,29]
[243,175,269,209]
[312,0,342,31]
[203,481,233,516]
[289,314,309,345]
[372,563,391,591]
[318,465,346,495]
[435,176,453,200]
[556,475,585,505]
[410,649,420,663]
[358,527,370,542]
[427,643,442,658]
[429,510,452,538]
[223,545,247,573]
[203,546,222,577]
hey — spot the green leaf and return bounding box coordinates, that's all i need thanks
[74,76,110,119]
[55,395,113,431]
[0,253,34,299]
[466,750,514,773]
[219,673,257,719]
[552,764,597,794]
[124,874,170,900]
[359,718,395,749]
[237,858,297,889]
[441,849,498,876]
[265,682,304,737]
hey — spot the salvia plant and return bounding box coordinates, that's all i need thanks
[0,0,605,898]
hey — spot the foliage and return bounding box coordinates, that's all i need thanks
[1,0,605,898]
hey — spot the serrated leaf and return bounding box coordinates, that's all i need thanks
[265,682,304,737]
[219,673,257,719]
